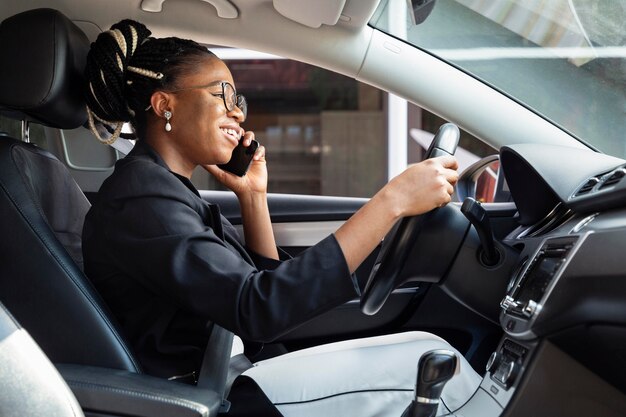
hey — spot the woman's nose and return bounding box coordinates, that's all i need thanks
[228,105,245,123]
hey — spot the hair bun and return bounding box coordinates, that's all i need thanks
[109,19,152,69]
[84,19,153,143]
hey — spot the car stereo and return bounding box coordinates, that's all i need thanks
[501,236,578,321]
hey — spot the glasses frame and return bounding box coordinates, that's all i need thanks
[163,81,247,120]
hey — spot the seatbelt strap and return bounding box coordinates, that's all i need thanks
[196,325,253,414]
[196,325,234,412]
[109,137,134,155]
[225,353,253,398]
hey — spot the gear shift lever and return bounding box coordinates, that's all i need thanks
[401,350,458,417]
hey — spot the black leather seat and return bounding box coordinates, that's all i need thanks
[0,8,141,372]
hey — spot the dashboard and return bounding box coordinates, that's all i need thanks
[466,144,626,416]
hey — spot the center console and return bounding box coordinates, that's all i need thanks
[500,236,579,338]
[455,235,586,416]
[477,236,582,410]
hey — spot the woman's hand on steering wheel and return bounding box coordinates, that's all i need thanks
[385,156,459,218]
[360,123,461,315]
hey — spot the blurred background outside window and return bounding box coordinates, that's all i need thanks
[0,50,496,199]
[193,49,495,198]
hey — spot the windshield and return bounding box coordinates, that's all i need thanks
[370,0,626,158]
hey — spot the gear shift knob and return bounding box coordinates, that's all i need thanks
[416,349,458,402]
[401,349,458,417]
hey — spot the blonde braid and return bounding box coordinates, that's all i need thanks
[86,23,160,144]
[86,105,123,145]
[127,66,164,80]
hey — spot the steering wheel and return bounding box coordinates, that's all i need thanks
[360,123,460,315]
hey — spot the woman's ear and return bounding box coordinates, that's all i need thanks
[149,91,173,118]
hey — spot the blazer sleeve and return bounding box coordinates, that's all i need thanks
[100,189,358,343]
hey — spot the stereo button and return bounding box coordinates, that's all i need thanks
[486,351,502,373]
[501,361,520,387]
[523,300,538,317]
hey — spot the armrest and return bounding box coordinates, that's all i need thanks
[56,364,222,417]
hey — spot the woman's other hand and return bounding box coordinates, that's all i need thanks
[203,131,269,197]
[204,130,278,259]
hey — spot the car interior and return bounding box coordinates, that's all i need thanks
[0,1,626,417]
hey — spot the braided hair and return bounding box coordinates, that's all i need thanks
[84,19,216,144]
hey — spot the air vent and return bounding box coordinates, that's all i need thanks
[599,168,626,190]
[518,203,575,238]
[575,177,599,196]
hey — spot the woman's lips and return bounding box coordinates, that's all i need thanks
[220,127,241,146]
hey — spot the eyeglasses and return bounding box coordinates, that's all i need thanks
[163,81,247,120]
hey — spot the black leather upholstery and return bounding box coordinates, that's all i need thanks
[0,8,141,372]
[0,8,89,128]
[0,138,140,371]
[0,302,85,417]
[58,364,221,417]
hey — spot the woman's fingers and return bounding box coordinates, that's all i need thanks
[433,154,459,170]
[445,168,459,185]
[242,130,255,147]
[445,179,455,196]
[428,157,459,187]
[390,155,460,216]
[242,131,265,162]
[253,145,266,161]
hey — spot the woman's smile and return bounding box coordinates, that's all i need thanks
[220,126,242,147]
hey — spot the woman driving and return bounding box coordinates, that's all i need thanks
[82,19,479,417]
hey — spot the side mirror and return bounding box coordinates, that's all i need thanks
[409,0,437,25]
[456,155,510,203]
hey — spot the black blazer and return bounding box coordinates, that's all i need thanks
[82,141,357,378]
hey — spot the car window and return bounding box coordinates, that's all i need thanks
[0,60,495,199]
[370,0,626,158]
[202,55,495,198]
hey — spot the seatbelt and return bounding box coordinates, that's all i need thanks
[225,353,253,397]
[196,325,252,414]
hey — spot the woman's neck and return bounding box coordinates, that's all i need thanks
[143,132,196,179]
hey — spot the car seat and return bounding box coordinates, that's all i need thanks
[0,301,85,417]
[0,7,141,372]
[0,11,234,407]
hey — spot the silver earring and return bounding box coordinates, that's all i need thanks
[164,110,172,132]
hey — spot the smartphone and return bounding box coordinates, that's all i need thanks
[218,138,260,176]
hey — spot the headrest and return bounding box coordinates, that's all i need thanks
[0,8,89,129]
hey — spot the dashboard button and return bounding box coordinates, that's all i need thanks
[501,361,520,387]
[486,351,501,373]
[523,300,538,317]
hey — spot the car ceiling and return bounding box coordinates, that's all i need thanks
[0,0,590,153]
[2,0,377,70]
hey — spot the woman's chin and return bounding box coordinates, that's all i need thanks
[219,153,233,165]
